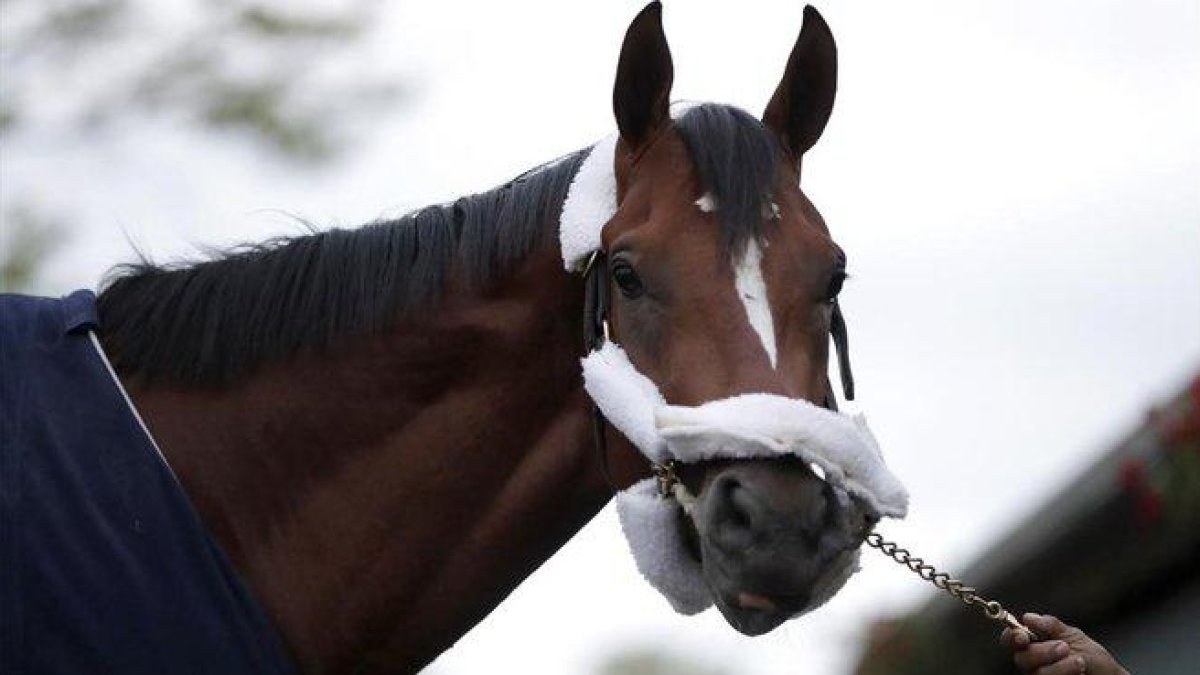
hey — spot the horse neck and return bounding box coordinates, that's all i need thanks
[128,244,615,673]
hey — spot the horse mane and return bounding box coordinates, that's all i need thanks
[97,150,589,385]
[97,103,779,386]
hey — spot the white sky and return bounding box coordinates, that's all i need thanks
[3,1,1198,673]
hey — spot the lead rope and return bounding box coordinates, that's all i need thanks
[863,529,1038,640]
[832,304,1036,640]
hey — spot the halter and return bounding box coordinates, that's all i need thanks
[581,248,857,493]
[581,250,624,489]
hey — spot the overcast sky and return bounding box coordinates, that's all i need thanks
[3,1,1198,673]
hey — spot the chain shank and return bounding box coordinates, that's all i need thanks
[864,532,1033,636]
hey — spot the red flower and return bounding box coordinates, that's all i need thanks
[1117,458,1165,524]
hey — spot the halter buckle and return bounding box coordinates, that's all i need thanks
[652,460,680,498]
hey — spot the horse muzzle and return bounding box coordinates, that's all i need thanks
[688,457,871,635]
[587,341,907,623]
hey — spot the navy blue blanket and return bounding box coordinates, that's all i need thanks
[0,291,295,675]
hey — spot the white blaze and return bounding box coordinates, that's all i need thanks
[734,242,777,368]
[695,193,777,368]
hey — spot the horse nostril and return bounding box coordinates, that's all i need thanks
[726,487,753,530]
[708,475,761,547]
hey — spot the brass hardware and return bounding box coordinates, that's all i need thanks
[652,460,680,497]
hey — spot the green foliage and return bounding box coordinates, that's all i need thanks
[34,0,128,44]
[0,202,65,293]
[0,0,405,288]
[237,5,363,40]
[0,0,400,163]
[0,102,16,133]
[595,647,736,675]
[200,80,331,160]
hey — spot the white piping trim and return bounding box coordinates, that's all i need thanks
[88,331,179,484]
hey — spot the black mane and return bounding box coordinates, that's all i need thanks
[97,103,779,385]
[98,150,588,385]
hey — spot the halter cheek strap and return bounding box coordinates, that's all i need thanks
[582,251,618,489]
[830,298,855,402]
[582,250,683,493]
[582,250,609,357]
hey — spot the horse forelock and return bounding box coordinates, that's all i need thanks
[673,103,783,261]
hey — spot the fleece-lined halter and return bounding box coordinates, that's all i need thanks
[560,131,908,615]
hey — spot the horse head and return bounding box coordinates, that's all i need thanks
[576,3,906,636]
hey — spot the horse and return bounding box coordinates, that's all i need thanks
[1,4,907,673]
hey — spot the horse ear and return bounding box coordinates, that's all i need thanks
[613,2,674,152]
[763,5,837,166]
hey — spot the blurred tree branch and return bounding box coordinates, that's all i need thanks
[0,0,402,162]
[595,648,736,675]
[0,201,65,292]
[0,0,406,292]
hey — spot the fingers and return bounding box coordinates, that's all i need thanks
[1009,613,1125,675]
[1000,626,1033,651]
[1033,655,1087,675]
[1023,612,1070,639]
[1013,640,1072,672]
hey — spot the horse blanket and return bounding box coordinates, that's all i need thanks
[0,290,294,675]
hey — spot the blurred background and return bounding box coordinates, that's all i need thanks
[2,1,1197,673]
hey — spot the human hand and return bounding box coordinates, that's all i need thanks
[999,613,1130,675]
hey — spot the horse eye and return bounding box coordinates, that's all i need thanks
[612,261,644,298]
[824,270,847,303]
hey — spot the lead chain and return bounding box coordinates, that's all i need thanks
[864,531,1037,639]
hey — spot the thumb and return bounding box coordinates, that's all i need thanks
[1022,613,1080,641]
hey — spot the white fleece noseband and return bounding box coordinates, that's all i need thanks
[560,131,908,616]
[586,343,908,614]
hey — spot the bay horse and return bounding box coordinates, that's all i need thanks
[2,4,905,673]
